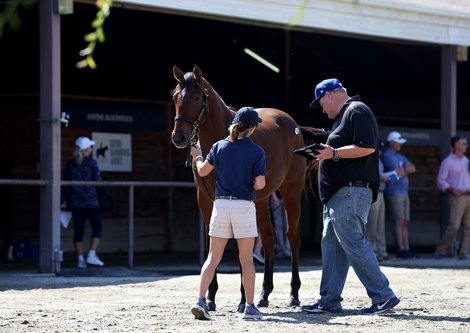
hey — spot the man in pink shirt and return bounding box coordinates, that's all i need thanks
[436,135,470,260]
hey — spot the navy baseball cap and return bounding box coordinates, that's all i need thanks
[232,107,262,127]
[309,78,343,109]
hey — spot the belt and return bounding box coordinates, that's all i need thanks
[347,181,370,188]
[215,195,248,201]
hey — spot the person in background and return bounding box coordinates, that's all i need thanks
[382,131,417,259]
[366,140,392,261]
[435,135,470,260]
[269,191,291,259]
[252,232,265,265]
[190,107,266,320]
[63,137,104,268]
[252,191,291,265]
[301,78,399,315]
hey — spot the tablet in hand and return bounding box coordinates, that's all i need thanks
[294,143,324,160]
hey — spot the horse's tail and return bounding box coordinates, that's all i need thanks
[298,126,326,201]
[298,126,329,145]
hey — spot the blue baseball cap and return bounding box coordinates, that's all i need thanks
[309,78,343,109]
[232,107,262,127]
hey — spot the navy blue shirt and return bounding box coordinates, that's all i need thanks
[318,96,380,203]
[206,137,266,201]
[63,156,101,209]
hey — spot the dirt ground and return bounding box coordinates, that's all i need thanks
[0,261,469,333]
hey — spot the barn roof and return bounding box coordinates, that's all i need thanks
[114,0,470,46]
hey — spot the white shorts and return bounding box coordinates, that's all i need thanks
[209,199,258,239]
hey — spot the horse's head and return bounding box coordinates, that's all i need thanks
[171,64,208,148]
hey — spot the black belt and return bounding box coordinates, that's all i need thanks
[215,195,249,201]
[347,181,370,188]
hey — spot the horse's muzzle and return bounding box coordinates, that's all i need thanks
[171,131,190,149]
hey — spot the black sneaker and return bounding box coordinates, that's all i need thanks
[361,296,400,315]
[301,302,343,314]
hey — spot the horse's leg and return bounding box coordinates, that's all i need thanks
[207,275,219,311]
[255,198,275,308]
[280,184,303,307]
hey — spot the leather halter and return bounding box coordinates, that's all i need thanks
[174,88,209,127]
[174,88,209,166]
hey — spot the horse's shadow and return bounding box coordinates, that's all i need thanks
[253,307,470,326]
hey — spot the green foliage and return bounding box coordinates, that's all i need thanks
[0,0,37,39]
[287,0,308,27]
[76,0,113,70]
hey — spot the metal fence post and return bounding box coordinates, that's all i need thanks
[128,184,134,268]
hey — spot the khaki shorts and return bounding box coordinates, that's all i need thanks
[385,194,410,221]
[209,199,258,239]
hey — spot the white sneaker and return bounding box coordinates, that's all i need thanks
[77,257,87,268]
[86,254,104,266]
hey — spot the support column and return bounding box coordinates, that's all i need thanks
[440,45,457,237]
[284,29,291,111]
[39,1,62,273]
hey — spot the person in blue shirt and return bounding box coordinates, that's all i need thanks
[381,131,417,259]
[190,107,266,321]
[63,137,104,268]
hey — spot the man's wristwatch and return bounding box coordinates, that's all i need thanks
[332,148,340,162]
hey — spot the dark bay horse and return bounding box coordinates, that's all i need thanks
[171,64,316,311]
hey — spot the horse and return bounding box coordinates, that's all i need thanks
[96,144,109,161]
[171,64,318,312]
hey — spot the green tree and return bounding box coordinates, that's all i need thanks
[0,0,113,70]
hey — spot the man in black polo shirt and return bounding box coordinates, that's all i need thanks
[301,78,400,315]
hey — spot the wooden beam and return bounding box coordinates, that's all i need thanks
[39,0,62,273]
[440,44,457,237]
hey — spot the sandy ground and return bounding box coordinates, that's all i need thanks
[0,262,469,333]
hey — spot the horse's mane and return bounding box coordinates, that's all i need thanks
[227,106,237,113]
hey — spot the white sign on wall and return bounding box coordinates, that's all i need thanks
[92,132,132,172]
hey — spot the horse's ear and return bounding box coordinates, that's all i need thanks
[193,64,202,81]
[173,65,184,83]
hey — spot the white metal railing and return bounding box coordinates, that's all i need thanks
[0,179,199,268]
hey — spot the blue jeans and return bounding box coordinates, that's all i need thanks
[318,186,395,309]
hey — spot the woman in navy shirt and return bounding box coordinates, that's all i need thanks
[190,107,266,321]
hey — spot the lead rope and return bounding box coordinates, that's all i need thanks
[185,121,199,166]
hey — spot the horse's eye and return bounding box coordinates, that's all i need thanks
[194,96,200,102]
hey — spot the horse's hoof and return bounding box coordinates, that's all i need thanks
[289,298,301,307]
[257,299,269,308]
[237,303,245,313]
[206,300,216,311]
